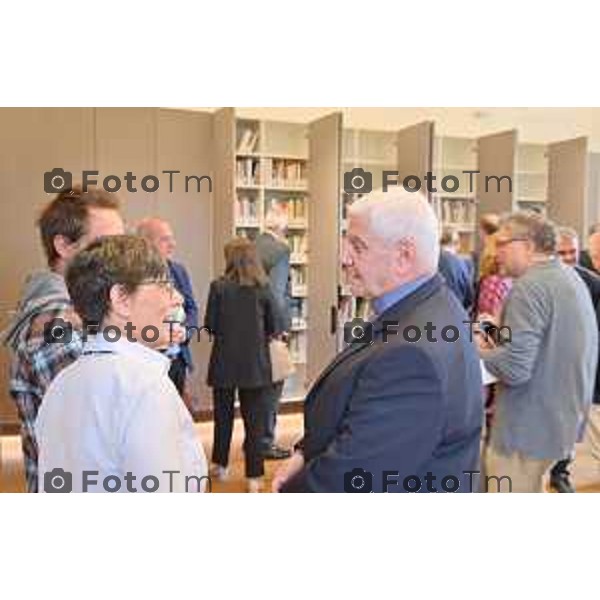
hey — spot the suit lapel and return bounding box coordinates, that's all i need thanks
[306,275,443,399]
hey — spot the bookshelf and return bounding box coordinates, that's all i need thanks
[432,136,478,256]
[337,128,399,349]
[215,110,311,400]
[336,122,435,351]
[515,142,548,214]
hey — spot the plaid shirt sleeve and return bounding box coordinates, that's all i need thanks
[26,308,83,392]
[11,306,82,492]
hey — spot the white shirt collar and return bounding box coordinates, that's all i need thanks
[83,334,171,373]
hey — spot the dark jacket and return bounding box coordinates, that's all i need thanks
[438,250,474,311]
[205,278,283,389]
[168,260,199,369]
[575,264,600,403]
[255,232,292,331]
[281,275,484,493]
[579,249,596,273]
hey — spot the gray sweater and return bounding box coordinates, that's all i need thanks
[483,259,598,460]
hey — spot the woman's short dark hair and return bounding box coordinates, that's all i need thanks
[65,235,168,324]
[38,185,120,267]
[224,237,267,287]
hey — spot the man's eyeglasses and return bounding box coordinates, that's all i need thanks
[496,237,530,248]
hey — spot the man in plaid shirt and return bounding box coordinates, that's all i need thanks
[2,187,123,491]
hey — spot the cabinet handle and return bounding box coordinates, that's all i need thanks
[330,306,338,335]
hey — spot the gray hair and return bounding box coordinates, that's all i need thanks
[500,211,557,254]
[556,226,579,243]
[348,188,440,274]
[135,216,169,238]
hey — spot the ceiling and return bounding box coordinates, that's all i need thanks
[188,107,600,151]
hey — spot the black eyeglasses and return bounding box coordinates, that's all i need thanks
[496,237,530,248]
[138,278,176,294]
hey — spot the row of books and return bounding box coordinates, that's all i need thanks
[236,158,261,186]
[287,233,308,258]
[289,334,307,364]
[438,198,476,225]
[235,195,259,223]
[290,298,308,322]
[264,158,307,188]
[237,127,259,154]
[290,268,307,288]
[265,196,307,222]
[338,296,370,322]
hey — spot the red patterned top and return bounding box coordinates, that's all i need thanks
[477,275,512,319]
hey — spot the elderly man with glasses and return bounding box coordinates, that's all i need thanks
[480,213,598,492]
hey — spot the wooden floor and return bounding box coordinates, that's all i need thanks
[2,413,600,492]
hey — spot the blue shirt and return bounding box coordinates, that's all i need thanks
[372,275,434,317]
[36,335,207,492]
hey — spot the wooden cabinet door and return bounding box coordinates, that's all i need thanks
[306,112,342,386]
[547,137,589,239]
[0,108,94,427]
[477,130,516,216]
[397,121,434,201]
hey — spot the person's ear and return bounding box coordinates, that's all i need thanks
[53,234,79,262]
[394,238,416,274]
[108,284,131,321]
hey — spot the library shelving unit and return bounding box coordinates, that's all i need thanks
[514,142,548,215]
[337,128,399,350]
[432,136,478,256]
[335,121,435,352]
[477,131,590,239]
[214,109,311,400]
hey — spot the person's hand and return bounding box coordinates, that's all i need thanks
[476,332,496,351]
[170,323,186,345]
[272,451,304,493]
[477,313,498,327]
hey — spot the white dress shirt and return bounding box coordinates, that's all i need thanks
[36,335,207,493]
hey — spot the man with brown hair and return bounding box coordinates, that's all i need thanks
[2,186,124,491]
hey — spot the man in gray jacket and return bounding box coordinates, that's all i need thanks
[481,212,598,492]
[255,205,292,460]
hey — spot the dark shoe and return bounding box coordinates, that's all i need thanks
[263,445,291,460]
[549,472,575,493]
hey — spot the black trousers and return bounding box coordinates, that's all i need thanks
[168,355,187,397]
[212,386,271,478]
[263,381,284,448]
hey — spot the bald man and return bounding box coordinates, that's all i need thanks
[137,217,199,399]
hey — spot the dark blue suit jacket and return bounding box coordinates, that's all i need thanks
[281,275,484,493]
[168,260,199,369]
[438,250,474,311]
